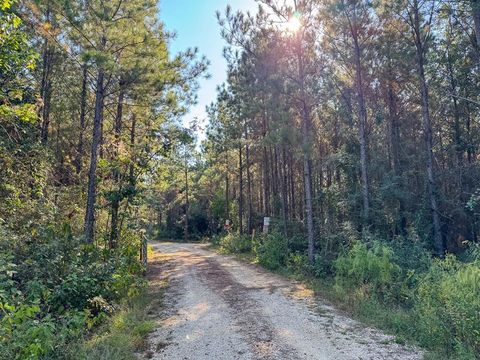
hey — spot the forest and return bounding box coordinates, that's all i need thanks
[0,0,207,358]
[1,0,480,359]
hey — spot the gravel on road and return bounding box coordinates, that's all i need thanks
[143,242,422,360]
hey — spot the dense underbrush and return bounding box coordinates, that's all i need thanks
[0,222,147,359]
[212,230,480,359]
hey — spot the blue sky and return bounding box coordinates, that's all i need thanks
[160,0,258,135]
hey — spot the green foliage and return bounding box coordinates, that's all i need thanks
[390,235,432,273]
[70,290,158,360]
[311,255,330,278]
[210,233,223,247]
[253,232,288,270]
[333,241,402,303]
[414,255,480,357]
[0,223,145,360]
[0,0,37,105]
[286,252,310,276]
[0,0,206,358]
[0,303,87,360]
[219,233,252,254]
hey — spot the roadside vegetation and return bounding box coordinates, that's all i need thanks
[210,231,480,359]
[73,265,165,360]
[0,0,203,358]
[0,223,151,359]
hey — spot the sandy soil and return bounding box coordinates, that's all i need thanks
[142,242,422,360]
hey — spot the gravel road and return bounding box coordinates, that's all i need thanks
[143,242,422,360]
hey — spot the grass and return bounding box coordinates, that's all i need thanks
[70,289,162,360]
[304,276,479,360]
[68,248,166,360]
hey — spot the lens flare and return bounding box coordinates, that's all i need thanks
[286,12,302,34]
[286,16,301,33]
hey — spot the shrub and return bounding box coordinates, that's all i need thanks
[0,222,145,360]
[390,236,432,273]
[333,241,402,302]
[415,255,480,357]
[219,233,252,254]
[311,255,330,278]
[254,232,288,270]
[0,303,55,359]
[287,252,310,276]
[210,234,223,247]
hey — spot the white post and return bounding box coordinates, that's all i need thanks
[263,217,270,234]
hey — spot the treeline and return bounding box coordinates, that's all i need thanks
[198,0,480,258]
[0,0,205,358]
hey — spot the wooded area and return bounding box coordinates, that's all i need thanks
[152,1,480,358]
[0,0,206,357]
[2,0,480,359]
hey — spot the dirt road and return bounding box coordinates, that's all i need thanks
[144,242,421,360]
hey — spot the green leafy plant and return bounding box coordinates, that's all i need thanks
[254,232,288,270]
[415,255,480,357]
[219,233,252,254]
[333,241,402,302]
[287,252,310,276]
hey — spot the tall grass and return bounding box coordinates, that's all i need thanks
[72,291,158,360]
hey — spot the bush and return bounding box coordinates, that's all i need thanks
[287,252,310,276]
[0,222,145,360]
[311,255,330,278]
[70,290,157,360]
[219,233,252,254]
[390,236,432,273]
[415,255,480,357]
[333,241,402,303]
[210,234,222,247]
[286,252,328,277]
[0,304,87,360]
[254,232,288,270]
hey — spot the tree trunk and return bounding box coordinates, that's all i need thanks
[297,33,315,263]
[245,124,253,235]
[289,150,296,220]
[118,113,137,236]
[113,80,126,158]
[84,65,105,244]
[351,16,370,224]
[262,101,271,216]
[274,147,280,216]
[75,64,88,174]
[472,0,480,50]
[387,80,401,175]
[225,152,230,222]
[110,197,120,248]
[40,35,53,145]
[129,114,137,191]
[184,153,189,242]
[386,54,406,235]
[412,1,443,255]
[281,146,289,236]
[238,142,244,235]
[109,80,126,249]
[303,155,315,262]
[270,147,278,215]
[445,23,464,187]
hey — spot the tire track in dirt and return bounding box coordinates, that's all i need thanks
[195,256,299,359]
[143,243,422,360]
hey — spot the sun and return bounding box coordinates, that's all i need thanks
[286,13,302,33]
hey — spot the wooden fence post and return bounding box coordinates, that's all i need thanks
[140,234,147,273]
